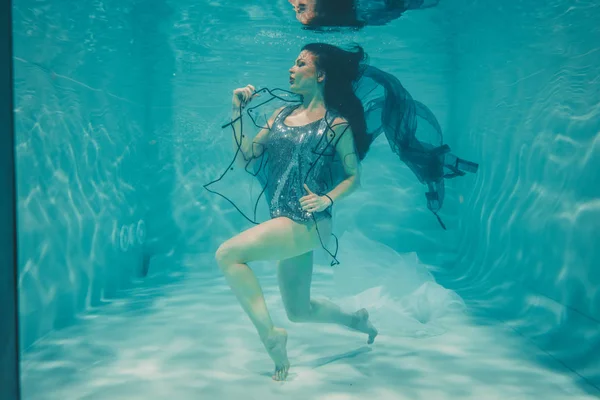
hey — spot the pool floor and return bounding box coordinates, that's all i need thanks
[20,254,598,400]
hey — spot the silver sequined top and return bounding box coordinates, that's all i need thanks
[263,105,340,223]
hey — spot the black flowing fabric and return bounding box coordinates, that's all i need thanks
[355,65,479,229]
[204,66,478,265]
[356,0,440,26]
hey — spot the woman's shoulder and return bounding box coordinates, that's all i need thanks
[268,105,291,122]
[329,114,350,129]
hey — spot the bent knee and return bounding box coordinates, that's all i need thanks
[215,242,240,268]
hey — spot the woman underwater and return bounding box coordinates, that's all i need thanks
[208,42,478,381]
[214,43,378,381]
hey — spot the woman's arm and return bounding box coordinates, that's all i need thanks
[230,107,274,168]
[325,118,361,203]
[230,85,283,168]
[300,118,362,213]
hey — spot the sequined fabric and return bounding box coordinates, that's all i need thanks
[263,105,338,223]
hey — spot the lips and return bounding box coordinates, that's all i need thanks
[289,76,295,84]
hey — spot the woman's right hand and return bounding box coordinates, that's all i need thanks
[232,84,256,110]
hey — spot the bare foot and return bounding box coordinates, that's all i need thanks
[351,308,378,344]
[263,327,290,381]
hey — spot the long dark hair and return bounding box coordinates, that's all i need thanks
[302,43,371,160]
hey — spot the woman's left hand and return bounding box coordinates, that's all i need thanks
[300,184,333,213]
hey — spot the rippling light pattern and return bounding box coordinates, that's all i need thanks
[13,0,154,349]
[444,0,600,394]
[12,0,600,398]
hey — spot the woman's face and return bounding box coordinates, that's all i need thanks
[289,51,323,95]
[288,0,317,24]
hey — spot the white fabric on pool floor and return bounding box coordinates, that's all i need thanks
[20,253,598,400]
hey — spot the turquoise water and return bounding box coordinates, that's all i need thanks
[12,0,600,399]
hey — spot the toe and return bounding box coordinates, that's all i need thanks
[273,368,282,381]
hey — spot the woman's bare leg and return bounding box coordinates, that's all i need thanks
[215,216,327,381]
[277,252,378,344]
